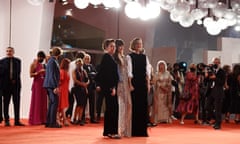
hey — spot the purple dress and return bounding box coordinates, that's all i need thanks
[28,62,48,125]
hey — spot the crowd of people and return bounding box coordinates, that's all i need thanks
[0,38,240,139]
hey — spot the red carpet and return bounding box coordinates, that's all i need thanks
[0,119,239,144]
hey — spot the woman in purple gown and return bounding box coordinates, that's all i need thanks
[28,51,48,125]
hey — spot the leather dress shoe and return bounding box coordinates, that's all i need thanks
[90,119,99,123]
[213,125,221,130]
[107,134,121,139]
[5,121,10,127]
[15,122,25,126]
[147,122,157,127]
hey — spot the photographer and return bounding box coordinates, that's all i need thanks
[204,57,226,130]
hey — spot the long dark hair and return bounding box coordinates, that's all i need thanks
[113,39,124,65]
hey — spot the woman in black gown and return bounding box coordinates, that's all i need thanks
[126,37,151,137]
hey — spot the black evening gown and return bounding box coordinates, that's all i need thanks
[129,53,148,137]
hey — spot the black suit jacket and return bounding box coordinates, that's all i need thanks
[210,68,226,98]
[95,53,119,91]
[214,68,226,88]
[0,57,21,89]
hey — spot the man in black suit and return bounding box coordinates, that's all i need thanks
[82,53,98,123]
[205,57,226,129]
[1,47,24,126]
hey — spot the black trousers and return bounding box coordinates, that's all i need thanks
[66,89,74,118]
[96,91,104,118]
[82,86,96,121]
[206,87,224,125]
[3,85,21,122]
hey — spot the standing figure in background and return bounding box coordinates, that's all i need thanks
[152,60,172,124]
[58,58,71,126]
[43,47,62,128]
[95,39,120,139]
[126,37,151,137]
[205,57,226,129]
[171,63,185,119]
[65,51,86,119]
[229,64,240,124]
[114,39,132,137]
[147,65,157,127]
[71,58,89,126]
[82,53,98,123]
[29,51,47,125]
[177,63,200,125]
[221,65,232,123]
[1,47,24,126]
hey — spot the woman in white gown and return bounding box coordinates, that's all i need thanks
[114,39,132,137]
[152,60,172,123]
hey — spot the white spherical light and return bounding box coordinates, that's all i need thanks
[89,0,102,5]
[206,21,221,35]
[174,1,190,14]
[234,25,240,31]
[74,0,89,9]
[191,8,207,20]
[179,13,194,28]
[203,17,214,27]
[170,10,182,22]
[145,2,161,19]
[125,1,142,19]
[166,0,178,5]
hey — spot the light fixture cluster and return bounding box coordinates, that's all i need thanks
[159,0,240,35]
[71,0,240,34]
[74,0,121,9]
[27,0,240,35]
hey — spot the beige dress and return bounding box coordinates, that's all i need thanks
[152,71,172,123]
[117,56,132,137]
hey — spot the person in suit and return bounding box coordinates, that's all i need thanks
[1,47,24,126]
[205,57,226,129]
[43,47,62,128]
[82,53,98,123]
[95,39,120,139]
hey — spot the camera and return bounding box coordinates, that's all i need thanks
[197,63,217,76]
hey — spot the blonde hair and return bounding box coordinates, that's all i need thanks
[129,37,142,52]
[50,47,62,56]
[75,58,83,65]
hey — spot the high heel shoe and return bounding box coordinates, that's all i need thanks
[194,120,202,124]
